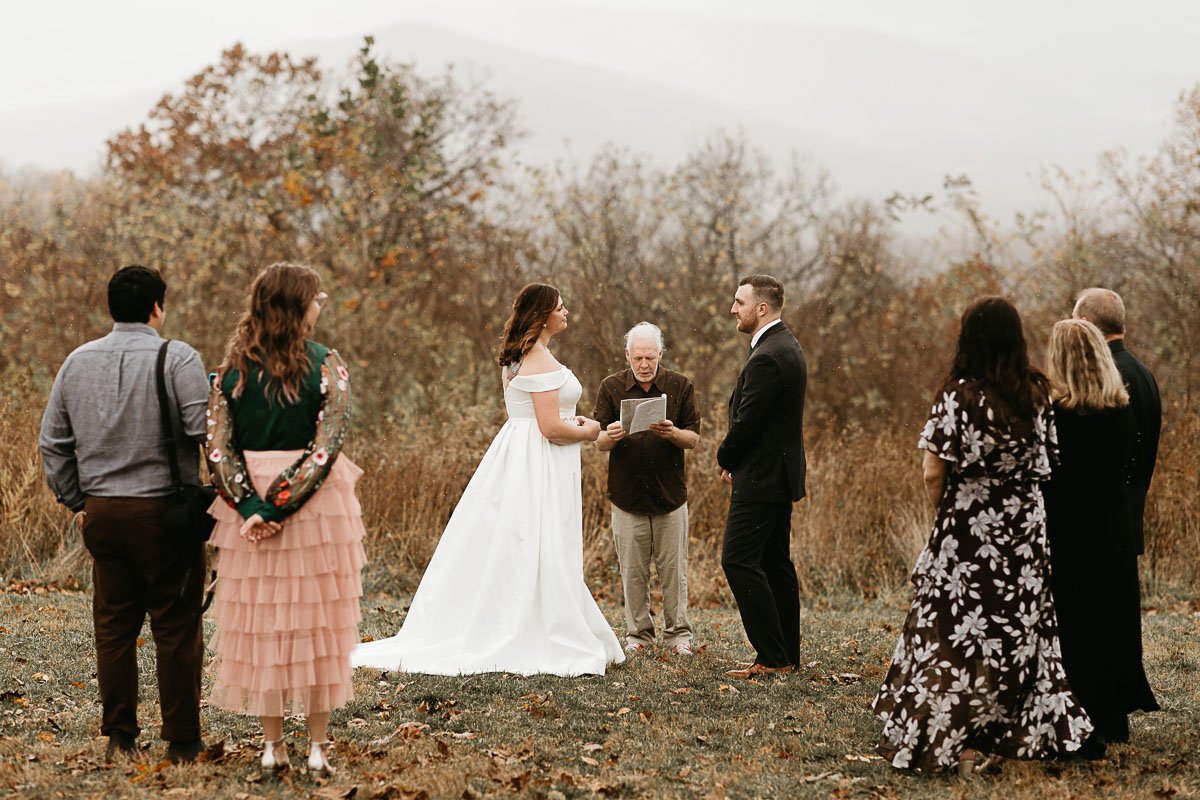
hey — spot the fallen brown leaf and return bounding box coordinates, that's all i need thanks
[198,740,226,763]
[314,786,358,799]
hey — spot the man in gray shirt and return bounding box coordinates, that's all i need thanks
[40,265,210,764]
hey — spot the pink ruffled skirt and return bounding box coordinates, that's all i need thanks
[208,450,366,717]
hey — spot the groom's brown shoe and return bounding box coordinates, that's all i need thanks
[724,663,795,679]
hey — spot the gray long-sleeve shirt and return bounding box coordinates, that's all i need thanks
[39,323,210,511]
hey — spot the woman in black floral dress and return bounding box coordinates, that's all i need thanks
[873,297,1092,774]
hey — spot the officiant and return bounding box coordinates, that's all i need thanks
[594,322,701,656]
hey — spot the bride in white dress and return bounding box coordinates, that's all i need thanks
[353,283,625,676]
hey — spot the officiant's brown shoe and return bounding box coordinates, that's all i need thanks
[724,663,795,679]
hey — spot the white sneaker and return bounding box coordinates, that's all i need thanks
[624,642,647,654]
[672,642,694,656]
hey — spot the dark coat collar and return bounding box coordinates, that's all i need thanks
[751,321,788,350]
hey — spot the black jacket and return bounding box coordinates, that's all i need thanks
[1109,339,1161,554]
[717,322,807,503]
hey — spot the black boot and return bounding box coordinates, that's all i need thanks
[105,732,139,763]
[165,739,206,764]
[1104,714,1130,743]
[1077,730,1107,760]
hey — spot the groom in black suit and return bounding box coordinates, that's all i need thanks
[717,274,807,678]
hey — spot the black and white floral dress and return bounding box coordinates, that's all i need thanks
[872,379,1092,772]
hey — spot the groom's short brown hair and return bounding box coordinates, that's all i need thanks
[739,274,784,312]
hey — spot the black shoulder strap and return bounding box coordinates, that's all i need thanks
[155,340,184,489]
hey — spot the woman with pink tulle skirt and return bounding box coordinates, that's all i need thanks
[204,263,364,777]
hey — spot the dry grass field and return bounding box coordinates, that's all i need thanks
[1,584,1198,800]
[3,378,1199,799]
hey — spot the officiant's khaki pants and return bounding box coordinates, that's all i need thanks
[611,503,692,646]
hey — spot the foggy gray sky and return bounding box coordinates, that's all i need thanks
[4,0,1197,110]
[3,0,1198,224]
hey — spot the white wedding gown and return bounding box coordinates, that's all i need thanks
[352,366,624,676]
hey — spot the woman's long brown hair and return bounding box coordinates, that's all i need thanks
[224,262,322,403]
[497,283,560,367]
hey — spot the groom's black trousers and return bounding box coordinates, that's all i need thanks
[721,500,800,668]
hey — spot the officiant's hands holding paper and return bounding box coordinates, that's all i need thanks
[649,418,676,439]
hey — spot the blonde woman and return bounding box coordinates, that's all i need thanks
[1042,319,1158,758]
[205,263,364,776]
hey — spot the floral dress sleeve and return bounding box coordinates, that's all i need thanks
[918,381,965,464]
[204,349,353,523]
[1028,403,1057,481]
[918,380,992,477]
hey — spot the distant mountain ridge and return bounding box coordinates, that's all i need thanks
[1,16,1193,225]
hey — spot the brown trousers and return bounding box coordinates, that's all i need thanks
[82,496,205,742]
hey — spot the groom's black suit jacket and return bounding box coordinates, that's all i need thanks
[717,322,807,504]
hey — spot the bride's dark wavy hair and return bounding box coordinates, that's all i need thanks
[943,296,1049,424]
[498,283,560,367]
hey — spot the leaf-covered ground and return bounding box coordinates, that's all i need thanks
[1,582,1197,799]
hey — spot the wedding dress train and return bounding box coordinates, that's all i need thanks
[352,367,624,676]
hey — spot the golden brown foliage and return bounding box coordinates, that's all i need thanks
[8,378,1197,600]
[3,41,1199,598]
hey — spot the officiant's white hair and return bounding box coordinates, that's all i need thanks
[625,321,664,353]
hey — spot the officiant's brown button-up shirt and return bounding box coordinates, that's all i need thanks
[593,365,701,515]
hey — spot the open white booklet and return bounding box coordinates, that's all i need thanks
[620,395,667,434]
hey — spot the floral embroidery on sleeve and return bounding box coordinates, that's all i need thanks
[261,349,353,516]
[205,371,253,509]
[203,350,353,520]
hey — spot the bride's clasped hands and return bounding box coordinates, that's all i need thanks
[552,415,600,444]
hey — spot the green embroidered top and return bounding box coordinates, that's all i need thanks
[204,342,353,523]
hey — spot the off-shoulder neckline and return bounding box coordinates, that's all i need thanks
[512,365,568,378]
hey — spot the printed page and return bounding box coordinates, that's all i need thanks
[627,395,667,434]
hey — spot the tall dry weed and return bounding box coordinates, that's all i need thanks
[1143,407,1200,596]
[0,381,81,582]
[11,396,1199,605]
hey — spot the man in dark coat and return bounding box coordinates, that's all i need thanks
[717,274,807,678]
[1073,286,1162,743]
[1073,288,1161,555]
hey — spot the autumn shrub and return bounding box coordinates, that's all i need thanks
[4,39,1200,605]
[0,377,71,577]
[1142,406,1200,596]
[14,403,1197,603]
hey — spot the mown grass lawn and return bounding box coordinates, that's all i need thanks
[1,582,1197,799]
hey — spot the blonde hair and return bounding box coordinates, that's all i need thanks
[1046,319,1129,412]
